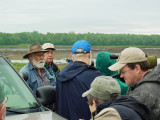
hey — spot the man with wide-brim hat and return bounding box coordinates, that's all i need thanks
[20,43,56,94]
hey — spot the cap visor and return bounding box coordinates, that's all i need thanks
[45,48,56,50]
[82,90,90,97]
[108,62,126,71]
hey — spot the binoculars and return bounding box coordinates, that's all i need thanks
[66,58,95,67]
[110,55,157,69]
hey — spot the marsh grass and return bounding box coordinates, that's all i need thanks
[11,63,27,72]
[12,62,67,72]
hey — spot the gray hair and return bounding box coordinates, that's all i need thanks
[72,49,90,57]
[87,94,105,106]
[87,93,119,106]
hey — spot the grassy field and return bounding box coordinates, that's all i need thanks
[11,62,67,72]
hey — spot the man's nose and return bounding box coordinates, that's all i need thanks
[120,73,124,78]
[40,55,44,59]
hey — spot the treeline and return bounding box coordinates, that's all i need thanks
[0,31,160,46]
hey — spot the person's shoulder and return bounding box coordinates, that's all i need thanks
[53,62,59,68]
[19,63,29,72]
[20,62,33,72]
[86,66,102,73]
[95,107,121,120]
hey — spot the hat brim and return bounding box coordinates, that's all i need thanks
[23,50,48,59]
[45,48,56,51]
[82,90,91,97]
[108,62,126,71]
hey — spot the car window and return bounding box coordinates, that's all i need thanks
[0,56,40,113]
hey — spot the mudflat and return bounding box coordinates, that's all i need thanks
[0,47,160,60]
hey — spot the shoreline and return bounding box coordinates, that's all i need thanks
[0,47,160,60]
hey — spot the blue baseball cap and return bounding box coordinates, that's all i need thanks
[72,40,91,54]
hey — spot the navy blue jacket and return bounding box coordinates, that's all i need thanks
[56,61,102,120]
[95,95,150,120]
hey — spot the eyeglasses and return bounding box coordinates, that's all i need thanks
[120,69,132,75]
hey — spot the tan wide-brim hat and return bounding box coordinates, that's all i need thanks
[23,43,48,58]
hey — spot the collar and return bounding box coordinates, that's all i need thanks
[74,61,96,69]
[44,62,53,69]
[28,62,35,70]
[130,71,150,91]
[92,99,114,118]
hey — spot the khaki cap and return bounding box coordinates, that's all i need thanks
[42,43,55,50]
[108,47,147,71]
[82,76,121,100]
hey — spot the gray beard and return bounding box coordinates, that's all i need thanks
[32,59,45,68]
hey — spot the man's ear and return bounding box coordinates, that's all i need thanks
[72,54,75,61]
[93,100,97,107]
[28,54,33,61]
[135,64,141,73]
[88,52,91,59]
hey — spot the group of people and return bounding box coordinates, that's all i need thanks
[56,40,160,120]
[19,43,60,94]
[1,40,160,120]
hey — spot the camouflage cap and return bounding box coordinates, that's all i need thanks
[82,76,121,100]
[0,80,5,105]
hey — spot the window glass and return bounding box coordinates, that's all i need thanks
[0,57,39,109]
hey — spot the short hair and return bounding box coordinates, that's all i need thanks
[87,94,105,106]
[72,49,90,57]
[127,61,150,71]
[87,93,119,106]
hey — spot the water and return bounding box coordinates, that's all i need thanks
[0,48,71,51]
[11,58,160,65]
[11,58,71,64]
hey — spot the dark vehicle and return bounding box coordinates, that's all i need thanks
[0,54,66,120]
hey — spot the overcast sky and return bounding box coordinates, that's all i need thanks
[0,0,160,34]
